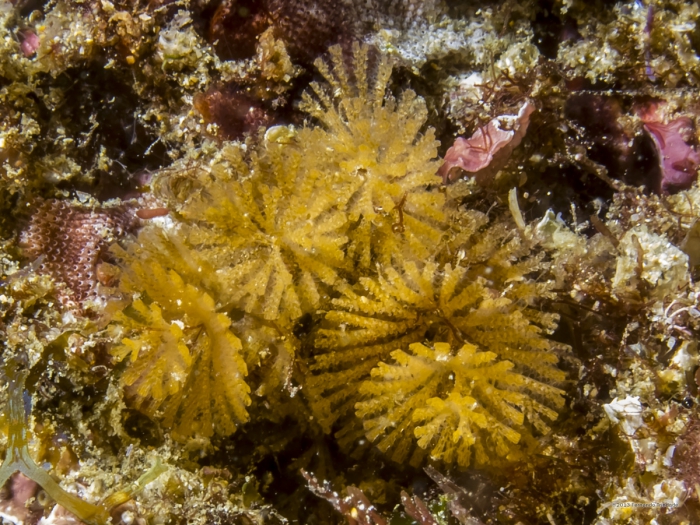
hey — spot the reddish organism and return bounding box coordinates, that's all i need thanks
[208,0,358,64]
[136,207,169,219]
[643,117,700,194]
[17,29,39,57]
[208,0,270,61]
[19,200,137,308]
[194,85,275,141]
[439,101,535,185]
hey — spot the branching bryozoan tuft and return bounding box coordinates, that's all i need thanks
[308,211,566,466]
[299,43,446,268]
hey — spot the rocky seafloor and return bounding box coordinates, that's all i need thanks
[1,0,700,524]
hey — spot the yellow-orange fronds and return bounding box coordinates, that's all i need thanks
[299,43,445,267]
[111,228,250,437]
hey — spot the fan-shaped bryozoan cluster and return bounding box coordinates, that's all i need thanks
[110,224,299,438]
[360,341,562,467]
[307,211,566,467]
[176,140,349,323]
[108,44,566,466]
[175,42,446,322]
[110,229,250,438]
[110,42,447,439]
[299,43,446,268]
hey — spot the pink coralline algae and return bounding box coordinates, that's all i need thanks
[439,101,535,185]
[18,29,39,58]
[642,116,700,194]
[19,200,137,309]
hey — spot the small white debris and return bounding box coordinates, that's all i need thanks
[663,445,676,467]
[604,396,644,435]
[613,226,690,300]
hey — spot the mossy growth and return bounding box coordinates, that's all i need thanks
[175,138,350,323]
[360,341,562,468]
[109,225,300,439]
[109,42,452,442]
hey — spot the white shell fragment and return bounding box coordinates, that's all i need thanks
[603,396,644,436]
[612,226,690,300]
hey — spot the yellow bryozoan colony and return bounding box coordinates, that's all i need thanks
[109,43,567,467]
[176,138,350,323]
[308,209,567,467]
[298,43,446,268]
[110,230,252,438]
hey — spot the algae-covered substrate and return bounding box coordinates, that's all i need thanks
[0,1,699,524]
